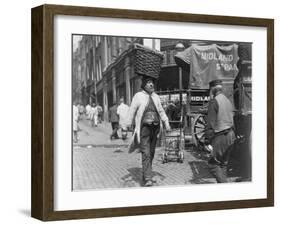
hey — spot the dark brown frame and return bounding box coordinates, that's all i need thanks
[31,4,274,221]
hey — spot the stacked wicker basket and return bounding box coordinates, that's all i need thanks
[133,43,164,79]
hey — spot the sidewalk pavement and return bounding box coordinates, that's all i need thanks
[75,118,132,147]
[73,146,219,190]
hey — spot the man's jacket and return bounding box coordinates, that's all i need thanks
[126,90,169,151]
[109,104,119,123]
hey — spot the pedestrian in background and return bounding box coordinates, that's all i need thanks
[126,76,171,187]
[117,97,129,140]
[205,79,235,183]
[109,101,119,139]
[78,103,85,119]
[86,103,91,120]
[91,103,99,127]
[73,101,79,143]
[97,103,103,123]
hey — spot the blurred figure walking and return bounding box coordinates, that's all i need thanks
[90,103,99,127]
[86,103,91,120]
[96,103,103,123]
[73,101,79,143]
[117,97,129,140]
[109,102,119,139]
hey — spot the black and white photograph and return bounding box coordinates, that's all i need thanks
[28,1,275,222]
[72,35,252,190]
[1,0,278,224]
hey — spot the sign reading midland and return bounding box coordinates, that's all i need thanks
[175,44,239,89]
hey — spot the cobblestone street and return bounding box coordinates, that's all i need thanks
[75,118,132,147]
[73,118,247,190]
[73,145,220,190]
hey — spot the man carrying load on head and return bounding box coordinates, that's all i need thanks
[126,76,171,187]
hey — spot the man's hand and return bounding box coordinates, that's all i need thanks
[205,128,214,141]
[203,136,210,145]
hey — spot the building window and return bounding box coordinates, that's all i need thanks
[164,49,176,65]
[116,38,123,55]
[162,50,167,65]
[98,58,102,81]
[86,51,90,80]
[95,62,99,82]
[96,59,102,82]
[107,37,111,65]
[95,37,98,47]
[97,61,100,81]
[95,36,101,47]
[170,49,176,64]
[104,37,108,70]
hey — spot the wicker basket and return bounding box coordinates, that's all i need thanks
[133,44,164,79]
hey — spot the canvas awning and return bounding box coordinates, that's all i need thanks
[174,44,239,89]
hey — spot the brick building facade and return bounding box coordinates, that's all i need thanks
[73,35,252,121]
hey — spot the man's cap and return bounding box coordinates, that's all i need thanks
[209,79,223,88]
[142,75,156,83]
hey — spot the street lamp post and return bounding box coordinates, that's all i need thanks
[175,43,185,109]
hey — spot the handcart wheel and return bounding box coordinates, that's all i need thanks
[192,114,207,147]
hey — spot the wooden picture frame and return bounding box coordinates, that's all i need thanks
[31,4,274,221]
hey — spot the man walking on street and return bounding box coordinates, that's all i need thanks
[109,101,119,139]
[73,101,79,143]
[126,76,171,187]
[97,103,103,123]
[90,103,99,127]
[86,103,91,120]
[78,103,85,119]
[205,79,235,183]
[117,97,129,140]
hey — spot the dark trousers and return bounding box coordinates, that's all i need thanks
[140,124,160,182]
[208,130,235,183]
[111,122,119,138]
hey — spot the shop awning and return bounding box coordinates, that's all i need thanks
[175,44,239,89]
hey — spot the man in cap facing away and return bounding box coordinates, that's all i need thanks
[205,79,235,183]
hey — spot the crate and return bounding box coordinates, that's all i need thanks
[133,44,164,79]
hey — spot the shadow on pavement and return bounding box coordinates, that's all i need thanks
[122,167,166,187]
[113,148,124,153]
[188,160,215,184]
